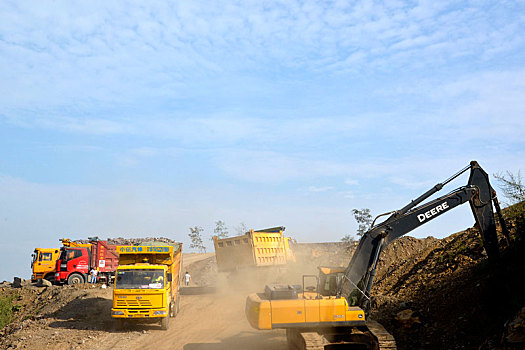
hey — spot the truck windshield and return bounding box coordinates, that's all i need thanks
[31,251,37,267]
[59,249,82,261]
[115,269,164,289]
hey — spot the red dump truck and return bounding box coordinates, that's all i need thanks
[54,238,119,285]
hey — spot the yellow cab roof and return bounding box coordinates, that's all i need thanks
[117,264,166,270]
[35,248,58,252]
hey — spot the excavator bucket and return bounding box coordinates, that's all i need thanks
[468,161,499,260]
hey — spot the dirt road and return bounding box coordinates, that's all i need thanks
[106,252,287,350]
[137,252,286,350]
[125,292,287,350]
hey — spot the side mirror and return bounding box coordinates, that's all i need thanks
[167,273,173,282]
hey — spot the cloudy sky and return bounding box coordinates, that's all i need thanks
[1,1,524,281]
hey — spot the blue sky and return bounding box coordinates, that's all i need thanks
[1,1,524,281]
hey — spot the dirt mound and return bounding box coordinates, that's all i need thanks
[0,283,136,350]
[186,255,218,286]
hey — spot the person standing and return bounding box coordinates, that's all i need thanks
[90,268,98,284]
[184,271,191,286]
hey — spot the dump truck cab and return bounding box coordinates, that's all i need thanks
[31,248,60,282]
[54,238,118,285]
[31,238,91,283]
[55,246,91,284]
[111,244,182,330]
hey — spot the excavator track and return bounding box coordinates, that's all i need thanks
[287,329,325,350]
[302,332,326,350]
[366,320,397,349]
[286,321,396,350]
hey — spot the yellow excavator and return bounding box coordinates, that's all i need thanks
[246,161,509,349]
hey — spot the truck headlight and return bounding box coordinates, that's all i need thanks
[153,310,167,315]
[112,311,124,315]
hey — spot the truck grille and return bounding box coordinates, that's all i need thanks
[116,299,153,307]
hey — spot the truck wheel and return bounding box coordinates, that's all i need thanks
[169,302,175,317]
[67,273,84,285]
[160,316,169,330]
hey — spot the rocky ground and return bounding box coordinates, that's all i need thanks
[1,202,524,349]
[0,282,133,350]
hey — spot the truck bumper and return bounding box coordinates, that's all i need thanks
[111,308,168,319]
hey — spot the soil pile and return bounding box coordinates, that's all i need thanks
[186,255,218,286]
[0,282,143,350]
[74,237,179,245]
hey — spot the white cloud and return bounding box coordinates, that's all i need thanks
[1,1,523,112]
[345,179,359,186]
[340,191,355,199]
[307,186,334,193]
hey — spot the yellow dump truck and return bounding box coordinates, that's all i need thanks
[111,243,182,330]
[213,226,295,272]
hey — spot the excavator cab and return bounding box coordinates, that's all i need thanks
[318,267,345,296]
[318,267,362,306]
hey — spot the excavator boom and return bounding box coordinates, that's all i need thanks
[340,161,508,309]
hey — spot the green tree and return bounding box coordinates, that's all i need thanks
[494,170,525,205]
[188,226,206,253]
[352,208,373,236]
[213,220,229,239]
[341,208,373,242]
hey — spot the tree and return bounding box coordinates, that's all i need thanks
[213,220,229,239]
[494,170,525,205]
[352,208,373,237]
[188,226,206,253]
[341,234,355,243]
[235,222,249,235]
[341,208,373,242]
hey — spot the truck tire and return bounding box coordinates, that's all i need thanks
[67,273,84,285]
[160,316,169,330]
[169,301,175,317]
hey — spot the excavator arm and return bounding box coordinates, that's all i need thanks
[339,161,509,311]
